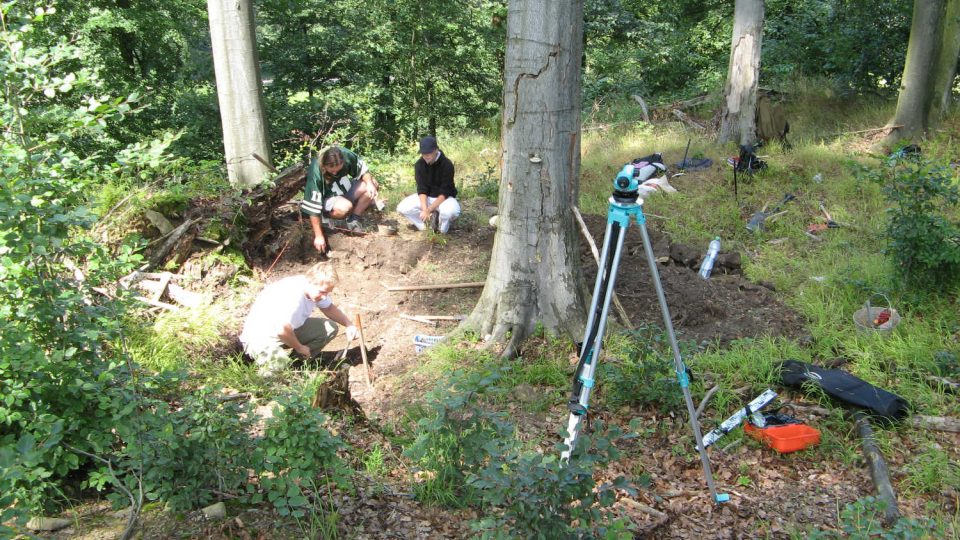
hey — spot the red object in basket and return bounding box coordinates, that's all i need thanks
[744,422,821,453]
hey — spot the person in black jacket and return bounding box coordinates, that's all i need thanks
[396,136,460,233]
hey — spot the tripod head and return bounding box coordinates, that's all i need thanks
[613,153,666,203]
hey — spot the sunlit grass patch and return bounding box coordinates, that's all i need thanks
[126,302,231,373]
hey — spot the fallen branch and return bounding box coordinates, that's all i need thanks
[909,415,960,433]
[218,393,251,403]
[167,283,203,308]
[135,296,178,311]
[384,281,484,292]
[65,444,141,540]
[97,192,135,227]
[146,217,201,271]
[572,206,634,330]
[672,109,706,131]
[400,314,438,325]
[151,272,172,302]
[924,375,960,393]
[695,385,720,419]
[831,124,903,136]
[630,94,650,123]
[653,93,710,111]
[854,411,900,526]
[620,497,666,520]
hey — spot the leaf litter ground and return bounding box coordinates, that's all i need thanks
[50,201,956,539]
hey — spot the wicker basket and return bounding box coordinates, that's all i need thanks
[853,294,901,336]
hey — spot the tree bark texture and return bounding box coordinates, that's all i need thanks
[207,0,272,189]
[463,0,586,357]
[884,0,947,146]
[718,0,764,146]
[929,0,960,124]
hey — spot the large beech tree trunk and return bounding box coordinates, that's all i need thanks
[883,0,950,147]
[462,0,586,358]
[208,0,272,189]
[718,0,764,146]
[928,0,960,125]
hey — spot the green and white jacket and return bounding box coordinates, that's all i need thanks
[300,147,368,216]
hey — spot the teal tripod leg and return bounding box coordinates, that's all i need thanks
[562,205,631,461]
[634,214,729,504]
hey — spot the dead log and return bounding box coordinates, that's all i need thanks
[909,415,960,432]
[672,109,706,131]
[854,411,900,526]
[311,364,358,412]
[241,163,306,251]
[167,283,203,308]
[630,95,651,123]
[146,218,201,271]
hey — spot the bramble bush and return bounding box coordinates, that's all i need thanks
[600,326,688,412]
[403,368,514,507]
[403,367,632,537]
[0,5,347,530]
[253,394,349,518]
[0,2,155,521]
[468,424,633,540]
[857,152,960,291]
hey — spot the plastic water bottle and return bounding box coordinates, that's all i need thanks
[699,237,721,279]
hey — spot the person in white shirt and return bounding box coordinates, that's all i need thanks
[239,263,358,377]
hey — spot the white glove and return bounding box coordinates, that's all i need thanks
[344,325,359,342]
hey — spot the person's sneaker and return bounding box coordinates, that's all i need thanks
[429,211,440,233]
[345,215,363,232]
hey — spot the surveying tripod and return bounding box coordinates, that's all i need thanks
[561,154,729,504]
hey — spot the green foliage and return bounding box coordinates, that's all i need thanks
[856,152,960,291]
[764,0,910,94]
[0,2,156,512]
[258,0,504,155]
[901,443,960,497]
[600,326,688,411]
[101,384,261,511]
[255,394,348,518]
[468,424,632,540]
[403,368,514,506]
[806,496,941,539]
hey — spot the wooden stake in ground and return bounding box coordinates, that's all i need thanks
[355,314,374,390]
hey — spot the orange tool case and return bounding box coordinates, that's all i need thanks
[744,421,820,453]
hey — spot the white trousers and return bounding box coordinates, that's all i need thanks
[396,194,461,233]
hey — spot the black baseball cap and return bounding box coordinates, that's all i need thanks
[418,136,438,154]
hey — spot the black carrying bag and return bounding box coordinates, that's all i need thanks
[780,360,910,420]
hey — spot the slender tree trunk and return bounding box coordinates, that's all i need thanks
[207,0,272,189]
[883,0,947,147]
[718,0,764,146]
[462,0,586,359]
[929,0,960,124]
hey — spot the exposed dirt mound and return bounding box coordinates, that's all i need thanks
[234,204,809,430]
[577,213,806,347]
